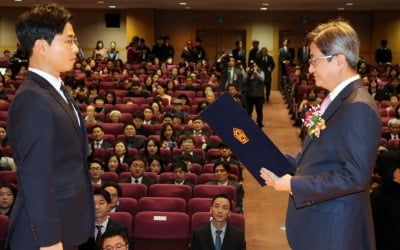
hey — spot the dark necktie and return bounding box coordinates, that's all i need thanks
[60,84,75,111]
[134,178,139,184]
[95,225,103,249]
[215,230,222,250]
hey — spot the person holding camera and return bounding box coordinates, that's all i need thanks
[245,61,265,127]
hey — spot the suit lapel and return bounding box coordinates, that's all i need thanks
[300,79,362,159]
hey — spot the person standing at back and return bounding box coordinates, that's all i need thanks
[7,4,94,250]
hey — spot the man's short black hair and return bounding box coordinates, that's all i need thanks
[93,187,111,204]
[89,159,104,170]
[0,181,17,197]
[211,193,232,210]
[101,181,122,197]
[101,228,129,247]
[171,161,188,172]
[15,4,72,57]
[213,162,231,173]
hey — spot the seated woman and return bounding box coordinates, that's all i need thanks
[104,153,123,175]
[160,123,178,150]
[155,84,172,105]
[113,140,133,165]
[104,90,117,105]
[147,155,165,175]
[109,110,122,123]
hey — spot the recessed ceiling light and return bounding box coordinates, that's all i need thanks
[179,2,187,5]
[260,7,268,10]
[14,0,22,2]
[108,5,116,8]
[337,7,345,10]
[262,3,269,6]
[97,0,104,4]
[345,2,354,6]
[185,6,191,9]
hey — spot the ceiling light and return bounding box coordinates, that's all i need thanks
[260,7,268,10]
[262,3,269,6]
[14,0,22,2]
[337,7,345,10]
[108,5,116,8]
[345,2,354,6]
[185,6,191,9]
[179,2,187,5]
[97,0,104,4]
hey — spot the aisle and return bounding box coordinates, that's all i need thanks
[243,91,302,250]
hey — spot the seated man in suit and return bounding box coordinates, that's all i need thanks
[122,123,145,150]
[169,161,193,186]
[89,159,105,185]
[173,135,205,165]
[92,125,113,149]
[207,162,244,213]
[382,118,400,140]
[102,182,122,213]
[119,156,155,187]
[101,229,130,250]
[191,193,246,250]
[213,143,243,181]
[185,116,211,137]
[79,188,127,250]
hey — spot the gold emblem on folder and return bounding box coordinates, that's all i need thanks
[233,127,249,144]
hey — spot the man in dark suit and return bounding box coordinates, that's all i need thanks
[256,47,275,102]
[375,39,392,65]
[7,4,94,249]
[297,42,310,65]
[260,20,381,250]
[207,163,244,213]
[79,188,127,250]
[91,125,112,149]
[102,182,123,213]
[219,56,246,92]
[248,40,260,66]
[191,193,245,250]
[212,143,243,181]
[184,116,211,138]
[119,156,155,187]
[172,136,205,165]
[168,161,193,186]
[381,118,400,140]
[278,38,295,80]
[121,123,145,150]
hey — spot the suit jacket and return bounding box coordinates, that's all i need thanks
[92,140,112,149]
[167,180,194,187]
[7,71,94,248]
[219,67,245,91]
[191,222,245,250]
[297,46,310,64]
[256,55,275,80]
[286,79,380,250]
[184,130,211,138]
[78,218,127,250]
[278,46,295,64]
[172,153,205,166]
[206,180,244,213]
[119,176,155,187]
[381,132,399,141]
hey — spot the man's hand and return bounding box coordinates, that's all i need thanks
[40,242,63,250]
[260,168,292,192]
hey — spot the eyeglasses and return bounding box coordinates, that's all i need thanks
[54,37,79,48]
[308,54,336,65]
[102,243,128,250]
[132,163,145,168]
[90,167,103,171]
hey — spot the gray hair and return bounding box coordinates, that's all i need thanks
[388,118,400,128]
[306,19,359,69]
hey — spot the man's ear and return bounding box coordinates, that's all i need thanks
[33,39,48,55]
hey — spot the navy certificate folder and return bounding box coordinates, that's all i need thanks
[200,93,295,186]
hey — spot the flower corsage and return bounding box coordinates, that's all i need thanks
[302,105,326,138]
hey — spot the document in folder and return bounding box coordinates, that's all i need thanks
[200,93,295,186]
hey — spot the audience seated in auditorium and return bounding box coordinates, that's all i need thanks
[92,125,112,149]
[147,155,165,175]
[101,182,123,213]
[160,123,179,150]
[185,116,210,139]
[169,161,193,186]
[119,156,155,187]
[79,188,127,250]
[121,123,145,150]
[104,154,124,175]
[382,119,400,140]
[109,110,122,123]
[132,112,151,137]
[113,141,133,165]
[0,181,16,217]
[89,159,105,185]
[207,162,244,213]
[383,78,400,99]
[173,135,205,165]
[126,81,149,98]
[191,193,246,250]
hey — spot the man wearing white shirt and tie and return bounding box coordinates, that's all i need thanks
[191,193,245,250]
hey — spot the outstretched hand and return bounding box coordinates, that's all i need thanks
[260,168,292,192]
